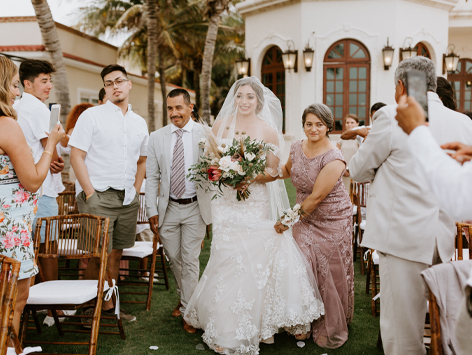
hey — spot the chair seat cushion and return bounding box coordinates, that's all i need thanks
[360,220,366,230]
[122,241,160,258]
[27,280,110,305]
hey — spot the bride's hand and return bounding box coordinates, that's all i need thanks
[274,221,289,234]
[234,177,255,192]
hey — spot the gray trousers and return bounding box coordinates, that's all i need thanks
[379,251,440,355]
[158,200,206,312]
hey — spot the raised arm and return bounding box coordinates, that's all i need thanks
[349,108,392,182]
[0,117,64,192]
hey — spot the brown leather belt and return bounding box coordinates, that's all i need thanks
[170,196,198,205]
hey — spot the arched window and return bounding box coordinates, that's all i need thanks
[261,46,286,132]
[449,59,472,112]
[324,39,371,131]
[415,42,431,59]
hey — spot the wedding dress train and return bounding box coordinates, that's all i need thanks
[184,183,324,355]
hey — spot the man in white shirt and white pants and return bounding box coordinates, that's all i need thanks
[15,59,66,325]
[70,64,148,322]
[350,56,472,355]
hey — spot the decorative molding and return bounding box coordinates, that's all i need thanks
[404,0,459,11]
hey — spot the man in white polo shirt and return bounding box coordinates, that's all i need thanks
[70,64,148,323]
[15,59,66,325]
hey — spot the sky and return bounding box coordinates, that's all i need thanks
[1,0,125,46]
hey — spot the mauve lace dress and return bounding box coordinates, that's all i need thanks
[290,141,354,349]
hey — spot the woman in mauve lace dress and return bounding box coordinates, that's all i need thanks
[275,103,354,349]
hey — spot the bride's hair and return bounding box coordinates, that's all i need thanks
[233,78,265,114]
[302,103,334,136]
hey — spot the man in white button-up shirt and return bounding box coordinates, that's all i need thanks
[70,64,148,321]
[15,59,66,325]
[146,89,212,334]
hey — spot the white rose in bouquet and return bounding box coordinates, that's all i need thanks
[245,152,256,161]
[219,156,233,171]
[292,204,301,214]
[232,161,246,176]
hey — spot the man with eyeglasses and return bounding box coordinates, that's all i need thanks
[69,64,149,325]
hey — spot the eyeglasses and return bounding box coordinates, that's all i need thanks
[104,78,129,88]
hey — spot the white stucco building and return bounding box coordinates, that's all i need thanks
[236,0,472,151]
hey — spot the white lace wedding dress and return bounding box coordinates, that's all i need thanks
[184,182,324,355]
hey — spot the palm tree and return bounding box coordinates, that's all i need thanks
[146,0,158,132]
[31,0,71,124]
[201,0,231,124]
[78,0,189,127]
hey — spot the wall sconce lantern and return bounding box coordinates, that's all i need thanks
[282,40,298,72]
[443,44,460,74]
[382,37,394,70]
[400,37,417,61]
[303,46,315,72]
[235,58,251,77]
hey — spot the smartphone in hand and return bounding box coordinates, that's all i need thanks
[49,104,61,133]
[405,70,428,122]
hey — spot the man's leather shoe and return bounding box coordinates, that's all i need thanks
[183,319,196,334]
[172,302,182,317]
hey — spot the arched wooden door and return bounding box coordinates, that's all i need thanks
[449,59,472,112]
[323,39,371,131]
[261,46,286,132]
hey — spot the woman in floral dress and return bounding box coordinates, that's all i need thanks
[0,55,64,346]
[275,103,354,349]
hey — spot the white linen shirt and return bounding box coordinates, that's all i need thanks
[15,93,57,198]
[169,119,196,199]
[408,126,472,222]
[69,100,149,205]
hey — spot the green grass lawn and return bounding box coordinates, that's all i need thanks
[25,180,383,354]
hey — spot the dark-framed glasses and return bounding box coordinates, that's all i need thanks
[104,78,129,88]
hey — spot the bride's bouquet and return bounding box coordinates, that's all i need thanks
[187,132,273,201]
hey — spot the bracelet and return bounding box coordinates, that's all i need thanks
[279,204,304,227]
[43,150,53,157]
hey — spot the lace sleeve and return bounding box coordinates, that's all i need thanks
[264,128,283,177]
[265,143,282,177]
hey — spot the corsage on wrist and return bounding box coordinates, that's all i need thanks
[279,204,304,227]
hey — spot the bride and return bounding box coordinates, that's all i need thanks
[184,77,324,354]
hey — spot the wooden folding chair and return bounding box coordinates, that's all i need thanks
[454,222,471,261]
[20,214,125,355]
[427,290,443,355]
[119,193,169,311]
[57,191,79,216]
[0,256,22,355]
[369,250,381,317]
[62,181,75,192]
[353,182,370,274]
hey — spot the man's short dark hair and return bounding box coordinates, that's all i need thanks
[371,102,386,115]
[167,88,191,105]
[19,59,55,87]
[99,88,106,102]
[100,64,128,81]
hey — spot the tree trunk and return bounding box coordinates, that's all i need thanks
[31,0,71,125]
[193,58,201,112]
[201,0,230,124]
[146,0,158,132]
[158,48,167,127]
